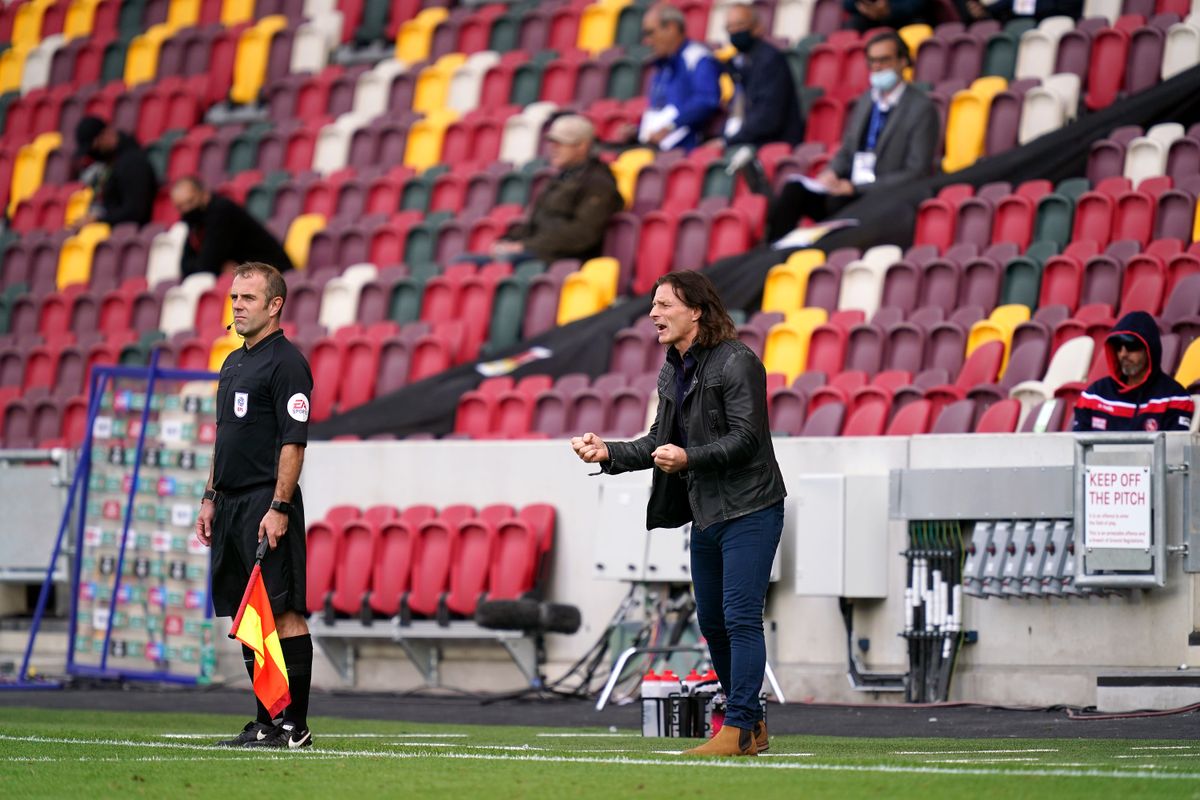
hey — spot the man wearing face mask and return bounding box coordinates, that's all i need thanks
[764,31,938,241]
[171,177,294,278]
[1072,311,1194,434]
[722,4,804,148]
[73,115,158,227]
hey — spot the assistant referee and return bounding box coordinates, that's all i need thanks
[195,261,315,750]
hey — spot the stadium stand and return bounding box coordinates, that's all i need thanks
[0,0,1197,453]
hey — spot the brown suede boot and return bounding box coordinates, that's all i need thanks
[754,720,769,753]
[681,724,758,757]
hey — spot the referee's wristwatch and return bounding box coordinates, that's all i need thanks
[201,489,217,505]
[269,499,293,515]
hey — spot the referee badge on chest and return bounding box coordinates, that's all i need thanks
[233,391,249,418]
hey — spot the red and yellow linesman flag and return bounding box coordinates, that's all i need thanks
[229,540,290,718]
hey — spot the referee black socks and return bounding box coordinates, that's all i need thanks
[280,633,313,731]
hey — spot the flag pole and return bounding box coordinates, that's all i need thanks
[228,538,270,640]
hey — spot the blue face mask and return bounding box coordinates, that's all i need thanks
[869,68,900,93]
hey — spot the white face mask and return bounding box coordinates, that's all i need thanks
[869,68,900,93]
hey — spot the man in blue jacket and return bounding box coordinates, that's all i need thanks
[636,3,722,151]
[1073,311,1194,433]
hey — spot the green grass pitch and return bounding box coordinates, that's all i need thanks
[1,708,1199,799]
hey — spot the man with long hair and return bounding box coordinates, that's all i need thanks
[571,271,786,756]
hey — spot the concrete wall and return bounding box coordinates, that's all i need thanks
[300,432,1199,706]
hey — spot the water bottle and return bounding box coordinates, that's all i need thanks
[641,671,662,737]
[659,670,682,736]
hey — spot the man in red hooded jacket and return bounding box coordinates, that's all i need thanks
[1072,311,1194,433]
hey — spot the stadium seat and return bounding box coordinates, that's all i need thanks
[330,518,379,618]
[404,503,475,619]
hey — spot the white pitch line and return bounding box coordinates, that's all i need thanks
[384,743,549,751]
[161,733,468,739]
[535,733,636,738]
[925,758,1045,764]
[1113,754,1200,760]
[894,749,1059,755]
[1129,746,1198,751]
[4,735,1200,782]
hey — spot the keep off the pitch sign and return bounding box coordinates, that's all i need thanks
[1083,466,1152,549]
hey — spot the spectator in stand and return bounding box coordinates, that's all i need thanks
[955,0,1082,24]
[722,4,805,148]
[764,32,938,241]
[171,177,294,277]
[616,3,722,152]
[491,115,625,263]
[843,0,931,32]
[1072,311,1194,433]
[73,115,158,227]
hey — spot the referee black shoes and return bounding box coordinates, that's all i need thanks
[243,721,313,750]
[214,721,277,747]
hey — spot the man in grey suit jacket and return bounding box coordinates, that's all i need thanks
[765,31,939,241]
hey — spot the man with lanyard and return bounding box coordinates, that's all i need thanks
[764,31,939,241]
[571,271,787,757]
[626,3,721,152]
[1073,311,1194,433]
[196,262,316,749]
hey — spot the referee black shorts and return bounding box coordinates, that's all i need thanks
[210,484,307,618]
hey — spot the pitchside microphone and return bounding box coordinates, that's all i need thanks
[475,599,581,635]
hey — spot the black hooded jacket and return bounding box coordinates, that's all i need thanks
[1072,311,1194,433]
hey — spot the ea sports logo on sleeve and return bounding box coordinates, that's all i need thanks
[288,393,311,422]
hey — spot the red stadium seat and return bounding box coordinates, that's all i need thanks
[329,518,379,618]
[404,504,476,619]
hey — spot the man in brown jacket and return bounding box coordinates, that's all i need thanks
[492,114,625,263]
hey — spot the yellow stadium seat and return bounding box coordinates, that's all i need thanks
[56,222,110,289]
[220,0,255,25]
[581,256,619,306]
[284,213,327,269]
[166,0,200,31]
[230,15,288,105]
[1176,337,1200,389]
[898,23,932,81]
[403,108,459,171]
[577,2,621,55]
[966,303,1030,372]
[12,0,54,51]
[0,46,31,94]
[942,76,1007,173]
[610,147,655,207]
[558,258,620,325]
[395,6,449,65]
[208,330,243,372]
[761,249,825,312]
[763,308,828,383]
[64,0,103,40]
[9,131,62,217]
[64,186,93,227]
[124,23,173,88]
[412,52,468,114]
[1193,195,1200,243]
[557,274,602,326]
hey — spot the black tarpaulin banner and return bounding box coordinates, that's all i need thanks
[312,65,1200,440]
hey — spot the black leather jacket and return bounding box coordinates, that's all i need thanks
[603,339,786,530]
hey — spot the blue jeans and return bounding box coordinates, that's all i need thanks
[690,500,784,730]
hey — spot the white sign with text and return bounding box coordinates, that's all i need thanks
[1084,466,1151,549]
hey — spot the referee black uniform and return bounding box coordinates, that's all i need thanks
[210,328,313,617]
